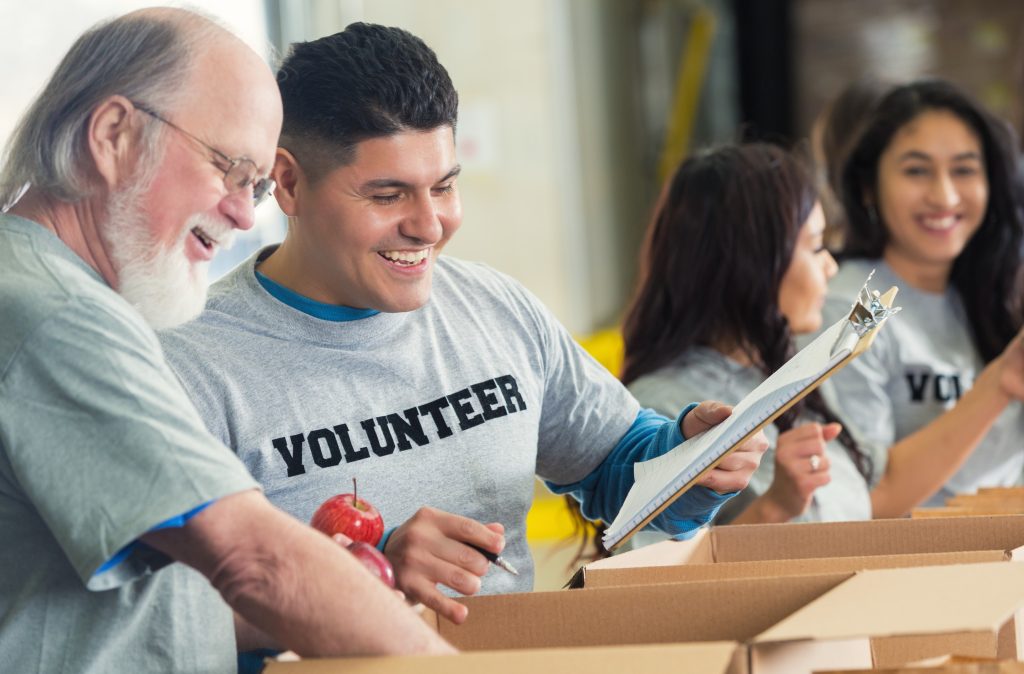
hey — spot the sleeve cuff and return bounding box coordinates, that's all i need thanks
[377,526,397,553]
[92,500,216,577]
[675,402,699,441]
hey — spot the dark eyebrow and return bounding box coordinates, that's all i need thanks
[897,150,982,163]
[360,165,462,192]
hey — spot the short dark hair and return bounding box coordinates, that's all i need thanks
[622,143,871,481]
[276,22,459,181]
[840,78,1024,363]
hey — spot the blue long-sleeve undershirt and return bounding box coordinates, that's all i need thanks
[546,405,735,539]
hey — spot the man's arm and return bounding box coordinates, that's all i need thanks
[547,401,768,536]
[142,490,454,657]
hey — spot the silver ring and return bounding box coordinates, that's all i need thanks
[809,454,822,472]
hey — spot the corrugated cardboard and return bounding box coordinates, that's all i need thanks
[755,562,1024,666]
[432,571,869,674]
[435,572,852,650]
[913,488,1024,518]
[264,562,1024,674]
[262,642,744,674]
[574,550,1005,588]
[571,515,1024,588]
[818,657,1024,673]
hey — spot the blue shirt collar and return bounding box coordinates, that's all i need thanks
[254,270,380,322]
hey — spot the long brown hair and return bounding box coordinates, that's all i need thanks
[622,143,870,479]
[841,79,1024,363]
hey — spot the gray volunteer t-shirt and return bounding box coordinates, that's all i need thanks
[0,215,259,673]
[818,259,1024,505]
[628,347,872,533]
[160,249,639,594]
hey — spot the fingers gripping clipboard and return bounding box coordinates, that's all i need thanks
[603,273,901,551]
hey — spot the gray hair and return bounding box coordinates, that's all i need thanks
[0,11,219,209]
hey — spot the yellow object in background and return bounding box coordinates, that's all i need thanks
[526,327,624,546]
[575,327,625,378]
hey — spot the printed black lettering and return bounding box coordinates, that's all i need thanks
[952,374,963,399]
[472,379,508,421]
[906,372,930,403]
[334,424,369,462]
[271,433,307,477]
[496,374,527,412]
[307,428,342,468]
[448,387,484,431]
[387,408,430,450]
[361,417,396,457]
[419,397,455,439]
[934,374,955,402]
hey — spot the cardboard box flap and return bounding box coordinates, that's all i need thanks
[586,530,713,570]
[440,572,852,651]
[713,516,1024,562]
[575,550,1009,588]
[262,642,745,674]
[755,563,1024,644]
[583,516,1024,576]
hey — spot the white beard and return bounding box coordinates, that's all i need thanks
[103,177,235,330]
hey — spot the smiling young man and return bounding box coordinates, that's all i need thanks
[160,23,768,625]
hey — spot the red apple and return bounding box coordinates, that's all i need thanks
[346,541,396,588]
[310,479,385,546]
[311,492,385,546]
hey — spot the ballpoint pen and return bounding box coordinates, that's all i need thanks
[469,543,519,575]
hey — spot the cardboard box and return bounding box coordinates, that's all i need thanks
[430,571,867,674]
[571,515,1024,588]
[263,642,745,674]
[753,563,1024,667]
[818,654,1024,673]
[913,489,1024,518]
[263,562,1024,674]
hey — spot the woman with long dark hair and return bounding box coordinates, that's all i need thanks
[623,144,866,525]
[822,78,1024,510]
[622,142,1005,529]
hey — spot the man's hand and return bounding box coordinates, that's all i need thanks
[684,401,769,494]
[384,507,504,625]
[141,490,455,657]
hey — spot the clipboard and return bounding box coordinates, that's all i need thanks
[603,273,901,551]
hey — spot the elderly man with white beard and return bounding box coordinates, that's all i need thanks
[0,8,452,673]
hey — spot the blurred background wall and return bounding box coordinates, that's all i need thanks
[5,0,1024,588]
[5,0,1022,334]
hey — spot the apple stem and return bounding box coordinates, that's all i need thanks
[353,477,358,505]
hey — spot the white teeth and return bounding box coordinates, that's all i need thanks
[380,249,429,265]
[191,226,215,248]
[921,216,957,231]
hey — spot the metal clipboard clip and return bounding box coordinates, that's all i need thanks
[831,269,902,358]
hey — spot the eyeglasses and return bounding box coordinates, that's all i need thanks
[132,101,276,206]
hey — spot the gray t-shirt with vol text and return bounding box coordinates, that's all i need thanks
[160,250,639,595]
[817,259,1024,505]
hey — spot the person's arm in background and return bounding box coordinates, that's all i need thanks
[871,327,1024,517]
[548,401,768,536]
[142,490,454,657]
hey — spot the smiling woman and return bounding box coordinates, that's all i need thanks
[819,78,1024,513]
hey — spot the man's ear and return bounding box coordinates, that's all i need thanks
[272,148,304,216]
[88,96,140,190]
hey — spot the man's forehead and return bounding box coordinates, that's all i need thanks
[343,128,458,183]
[173,38,282,169]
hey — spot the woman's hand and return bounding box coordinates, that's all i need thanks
[760,422,839,521]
